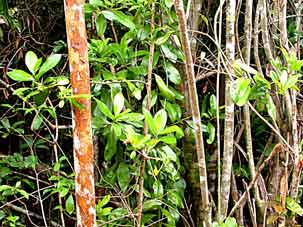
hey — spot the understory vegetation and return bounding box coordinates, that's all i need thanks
[0,0,302,226]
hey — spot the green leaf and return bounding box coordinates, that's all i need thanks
[209,94,217,117]
[164,0,174,8]
[95,99,114,119]
[284,74,300,91]
[224,217,238,227]
[144,110,157,136]
[160,145,177,162]
[98,195,111,208]
[164,63,181,85]
[206,122,215,144]
[117,163,129,192]
[25,51,38,74]
[102,10,136,30]
[153,181,164,197]
[266,94,277,122]
[160,44,177,63]
[154,109,167,132]
[96,14,107,37]
[159,136,177,145]
[231,78,251,106]
[158,125,184,138]
[286,196,303,215]
[155,75,175,101]
[105,129,117,161]
[37,54,62,79]
[31,113,43,131]
[143,199,162,211]
[113,92,124,116]
[65,194,75,215]
[155,31,174,46]
[7,70,34,82]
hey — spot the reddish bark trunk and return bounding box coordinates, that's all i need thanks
[64,1,96,226]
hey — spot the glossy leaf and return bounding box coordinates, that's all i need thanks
[95,99,114,119]
[154,109,167,132]
[25,51,38,74]
[102,10,136,30]
[164,63,181,85]
[37,54,61,79]
[7,70,34,82]
[266,94,277,122]
[231,78,251,106]
[65,194,75,215]
[117,163,129,192]
[96,14,106,37]
[155,75,175,101]
[113,92,124,116]
[144,110,157,136]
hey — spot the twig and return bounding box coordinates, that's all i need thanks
[228,143,283,216]
[6,204,61,227]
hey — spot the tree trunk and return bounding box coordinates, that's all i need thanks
[174,0,212,225]
[64,1,96,226]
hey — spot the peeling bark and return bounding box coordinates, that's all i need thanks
[64,1,96,226]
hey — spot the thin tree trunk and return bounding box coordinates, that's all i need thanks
[219,0,236,221]
[137,3,155,226]
[174,0,211,225]
[289,0,302,200]
[64,1,96,226]
[243,0,263,221]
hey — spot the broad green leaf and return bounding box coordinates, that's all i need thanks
[209,94,217,117]
[95,99,114,119]
[98,195,111,208]
[31,113,43,131]
[279,70,288,88]
[102,10,136,30]
[164,63,181,85]
[153,181,164,197]
[231,78,251,106]
[113,92,124,116]
[160,44,177,63]
[7,70,34,82]
[144,110,157,136]
[155,75,175,101]
[159,136,176,145]
[206,122,215,144]
[286,196,303,215]
[284,74,300,91]
[96,14,106,37]
[105,129,117,161]
[154,109,167,132]
[25,51,38,74]
[143,199,162,211]
[158,125,184,138]
[160,145,177,162]
[37,54,62,79]
[116,112,144,122]
[65,194,75,215]
[155,31,174,46]
[117,163,129,192]
[167,190,184,208]
[266,94,277,122]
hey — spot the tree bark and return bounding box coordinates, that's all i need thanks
[64,1,96,226]
[174,0,212,226]
[219,0,236,221]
